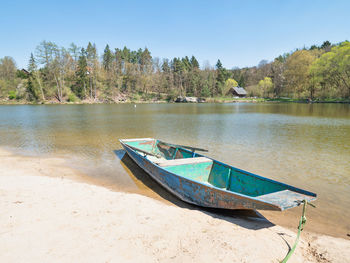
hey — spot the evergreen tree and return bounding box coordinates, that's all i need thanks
[27,53,45,101]
[72,48,88,98]
[86,42,97,61]
[86,42,98,99]
[162,59,170,73]
[25,54,39,101]
[121,46,130,62]
[28,53,37,72]
[140,48,152,73]
[216,59,223,70]
[182,56,191,71]
[321,41,331,50]
[215,59,229,95]
[190,56,199,70]
[103,44,113,71]
[68,43,81,62]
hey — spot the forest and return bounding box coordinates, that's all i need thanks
[0,40,349,103]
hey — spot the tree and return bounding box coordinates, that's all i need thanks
[258,77,273,97]
[215,59,229,95]
[270,59,286,97]
[223,78,238,95]
[27,53,45,101]
[258,60,268,68]
[103,44,113,71]
[0,56,19,99]
[311,41,350,98]
[68,43,81,63]
[140,48,152,74]
[171,58,185,95]
[35,40,58,66]
[284,50,317,98]
[190,56,199,70]
[72,48,88,98]
[86,42,99,99]
[34,41,69,101]
[3,40,350,103]
[321,41,331,51]
[0,56,17,80]
[162,59,170,73]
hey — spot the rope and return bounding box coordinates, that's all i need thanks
[281,200,315,263]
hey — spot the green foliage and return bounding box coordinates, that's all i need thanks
[0,56,22,99]
[215,60,230,95]
[223,78,238,95]
[310,41,350,98]
[68,93,78,102]
[16,70,28,79]
[321,41,331,50]
[8,90,16,100]
[26,74,40,101]
[1,40,350,103]
[28,53,37,72]
[258,77,273,97]
[284,50,318,98]
[190,56,199,69]
[201,83,211,97]
[102,44,113,71]
[225,78,238,87]
[0,56,17,80]
[72,48,88,98]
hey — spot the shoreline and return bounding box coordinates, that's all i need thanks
[1,148,349,262]
[1,98,349,105]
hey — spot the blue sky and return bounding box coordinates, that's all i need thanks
[0,0,349,69]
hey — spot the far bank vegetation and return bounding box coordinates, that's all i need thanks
[0,40,349,103]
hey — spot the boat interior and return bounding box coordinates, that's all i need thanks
[121,138,316,206]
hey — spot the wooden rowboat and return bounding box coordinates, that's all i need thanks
[120,138,317,211]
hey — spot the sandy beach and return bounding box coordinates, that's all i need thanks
[1,148,349,263]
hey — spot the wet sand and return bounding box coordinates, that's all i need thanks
[1,148,349,262]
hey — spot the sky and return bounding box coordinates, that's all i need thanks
[0,0,349,69]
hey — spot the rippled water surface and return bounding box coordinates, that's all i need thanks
[0,103,349,237]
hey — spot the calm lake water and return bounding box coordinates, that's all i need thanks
[0,103,349,238]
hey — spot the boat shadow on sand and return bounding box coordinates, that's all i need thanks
[114,149,275,231]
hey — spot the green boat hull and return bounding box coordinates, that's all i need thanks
[120,138,317,211]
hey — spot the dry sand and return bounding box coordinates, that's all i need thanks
[0,149,349,263]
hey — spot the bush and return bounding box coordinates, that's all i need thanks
[8,90,16,100]
[68,93,78,102]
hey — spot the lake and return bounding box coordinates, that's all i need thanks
[0,103,349,238]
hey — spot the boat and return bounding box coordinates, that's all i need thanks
[119,138,317,211]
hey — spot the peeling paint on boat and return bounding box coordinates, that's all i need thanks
[120,138,317,211]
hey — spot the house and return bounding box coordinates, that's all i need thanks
[227,86,247,97]
[21,69,30,75]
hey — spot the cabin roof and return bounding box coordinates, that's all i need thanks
[21,69,30,75]
[232,86,247,95]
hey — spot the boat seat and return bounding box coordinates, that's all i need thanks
[156,157,212,167]
[146,155,167,163]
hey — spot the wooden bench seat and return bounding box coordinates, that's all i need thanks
[156,157,212,167]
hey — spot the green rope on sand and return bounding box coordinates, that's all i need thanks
[281,200,315,263]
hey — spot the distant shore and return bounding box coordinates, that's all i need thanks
[1,148,349,262]
[1,97,349,105]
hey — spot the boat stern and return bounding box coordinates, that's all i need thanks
[258,189,317,211]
